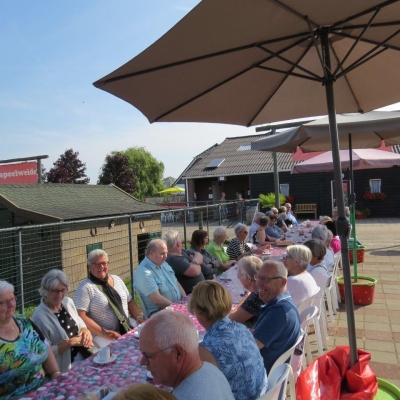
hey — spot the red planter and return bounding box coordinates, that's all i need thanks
[337,276,377,306]
[355,214,366,219]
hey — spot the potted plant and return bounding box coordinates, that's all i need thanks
[285,195,294,203]
[258,192,286,210]
[355,208,371,219]
[363,190,387,201]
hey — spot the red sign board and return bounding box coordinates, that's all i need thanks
[0,162,38,184]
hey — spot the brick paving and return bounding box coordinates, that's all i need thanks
[322,217,400,387]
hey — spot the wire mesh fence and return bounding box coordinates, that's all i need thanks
[0,199,259,313]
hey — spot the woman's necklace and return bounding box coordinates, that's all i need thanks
[0,320,17,331]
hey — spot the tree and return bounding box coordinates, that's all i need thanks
[162,176,176,188]
[98,152,138,194]
[46,149,90,184]
[121,147,164,200]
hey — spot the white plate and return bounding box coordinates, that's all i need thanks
[93,353,117,365]
[133,331,140,339]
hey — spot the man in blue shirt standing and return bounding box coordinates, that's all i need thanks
[134,239,186,317]
[252,260,301,373]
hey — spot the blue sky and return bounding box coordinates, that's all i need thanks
[2,1,399,183]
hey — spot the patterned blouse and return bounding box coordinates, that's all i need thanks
[0,315,48,399]
[200,317,268,400]
[226,238,251,261]
[240,291,265,327]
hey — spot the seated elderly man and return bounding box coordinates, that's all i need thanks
[248,212,265,240]
[139,311,235,400]
[285,203,298,225]
[252,260,301,373]
[134,239,186,317]
[164,230,204,294]
[265,215,283,239]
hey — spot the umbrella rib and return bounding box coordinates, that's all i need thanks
[330,0,400,29]
[333,8,380,76]
[328,43,363,113]
[334,30,400,52]
[256,65,320,82]
[256,43,321,80]
[247,40,314,126]
[154,36,314,124]
[94,32,311,87]
[336,27,400,79]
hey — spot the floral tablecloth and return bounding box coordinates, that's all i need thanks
[27,223,316,399]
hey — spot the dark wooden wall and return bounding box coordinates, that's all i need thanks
[250,166,400,218]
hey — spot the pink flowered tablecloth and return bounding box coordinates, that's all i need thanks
[27,223,317,399]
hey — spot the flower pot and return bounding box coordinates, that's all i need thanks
[349,246,366,263]
[336,275,377,306]
[376,378,400,399]
[355,214,366,219]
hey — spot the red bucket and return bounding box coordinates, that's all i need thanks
[349,247,366,263]
[337,275,377,306]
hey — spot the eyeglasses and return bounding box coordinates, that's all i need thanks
[91,261,109,267]
[237,272,249,278]
[141,345,175,361]
[50,288,68,295]
[283,254,293,260]
[0,297,16,306]
[254,275,283,284]
[241,231,249,235]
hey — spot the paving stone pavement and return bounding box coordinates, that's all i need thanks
[317,217,400,387]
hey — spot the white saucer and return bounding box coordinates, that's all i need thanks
[93,353,117,364]
[147,371,153,379]
[133,331,140,339]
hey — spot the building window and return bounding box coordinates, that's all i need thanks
[87,243,102,255]
[369,179,381,193]
[280,184,289,196]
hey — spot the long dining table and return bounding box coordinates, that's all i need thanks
[26,222,315,399]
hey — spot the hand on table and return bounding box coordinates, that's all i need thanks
[102,329,121,340]
[79,328,93,347]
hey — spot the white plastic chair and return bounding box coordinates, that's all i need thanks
[325,254,341,322]
[258,364,292,400]
[299,305,319,367]
[297,291,318,315]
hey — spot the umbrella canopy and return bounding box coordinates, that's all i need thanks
[93,1,400,126]
[252,112,400,153]
[94,0,400,366]
[292,148,400,173]
[158,186,185,195]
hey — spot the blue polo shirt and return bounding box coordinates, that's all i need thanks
[134,257,181,316]
[252,291,300,373]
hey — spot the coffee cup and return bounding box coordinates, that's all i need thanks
[165,306,174,311]
[98,347,111,362]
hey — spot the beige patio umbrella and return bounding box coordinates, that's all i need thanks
[94,0,400,365]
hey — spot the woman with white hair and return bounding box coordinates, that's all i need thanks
[226,223,254,261]
[206,226,237,271]
[229,256,265,327]
[284,245,320,307]
[32,269,94,372]
[0,280,60,398]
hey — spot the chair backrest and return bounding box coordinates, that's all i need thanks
[297,292,317,315]
[258,364,292,400]
[133,288,149,320]
[299,306,319,330]
[269,331,305,375]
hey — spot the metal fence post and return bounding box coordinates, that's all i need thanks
[183,210,187,248]
[206,204,209,234]
[128,216,134,284]
[218,203,222,226]
[17,230,24,314]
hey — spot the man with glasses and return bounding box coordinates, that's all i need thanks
[252,260,301,373]
[134,239,186,317]
[139,311,234,400]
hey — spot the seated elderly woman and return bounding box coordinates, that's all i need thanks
[324,230,335,270]
[252,216,276,247]
[188,281,268,400]
[265,215,283,239]
[74,249,144,347]
[205,226,237,272]
[303,239,330,301]
[0,280,60,398]
[32,269,94,372]
[229,256,264,327]
[226,223,256,261]
[323,220,341,254]
[189,230,221,279]
[312,224,333,268]
[276,212,289,232]
[284,245,320,308]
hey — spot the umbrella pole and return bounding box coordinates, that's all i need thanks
[322,30,358,365]
[348,135,358,282]
[272,128,280,208]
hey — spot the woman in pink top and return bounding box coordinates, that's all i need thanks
[323,221,341,254]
